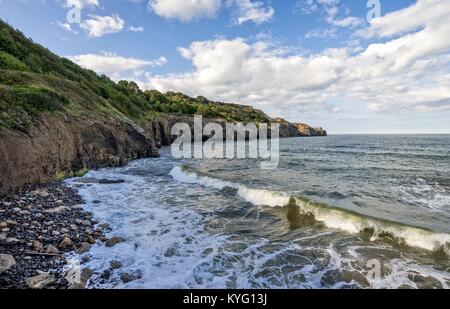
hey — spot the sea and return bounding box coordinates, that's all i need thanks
[66,135,450,289]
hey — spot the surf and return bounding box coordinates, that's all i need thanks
[170,165,450,255]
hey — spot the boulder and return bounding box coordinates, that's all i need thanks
[58,236,73,250]
[75,242,92,254]
[66,267,93,289]
[46,245,60,255]
[99,179,125,184]
[26,271,55,289]
[105,236,126,247]
[110,260,123,269]
[120,272,135,283]
[32,240,44,252]
[0,254,16,273]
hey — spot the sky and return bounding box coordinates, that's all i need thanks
[0,0,449,134]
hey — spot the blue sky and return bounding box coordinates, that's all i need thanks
[1,0,449,133]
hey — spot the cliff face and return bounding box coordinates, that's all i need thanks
[0,115,160,195]
[0,114,326,195]
[275,118,327,138]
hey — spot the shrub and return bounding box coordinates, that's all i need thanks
[0,51,28,71]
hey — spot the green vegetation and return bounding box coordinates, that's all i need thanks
[0,19,271,130]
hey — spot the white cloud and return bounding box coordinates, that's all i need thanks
[148,0,221,22]
[298,0,363,29]
[229,0,274,25]
[328,16,363,28]
[67,52,167,82]
[305,27,337,39]
[80,14,125,38]
[63,0,99,9]
[147,0,450,119]
[357,0,450,38]
[57,21,77,33]
[128,26,145,32]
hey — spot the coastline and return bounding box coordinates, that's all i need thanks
[0,180,129,289]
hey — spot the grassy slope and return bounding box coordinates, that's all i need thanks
[0,20,272,132]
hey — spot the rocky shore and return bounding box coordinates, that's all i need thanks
[0,181,127,289]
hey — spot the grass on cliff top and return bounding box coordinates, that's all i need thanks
[0,19,272,131]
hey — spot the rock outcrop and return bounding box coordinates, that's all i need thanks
[0,114,159,195]
[0,113,326,195]
[275,118,327,138]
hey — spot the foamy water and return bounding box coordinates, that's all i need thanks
[67,135,450,289]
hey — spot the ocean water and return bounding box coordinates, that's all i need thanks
[67,135,450,289]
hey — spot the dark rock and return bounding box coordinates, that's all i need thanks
[105,236,126,247]
[120,273,135,283]
[100,269,111,280]
[0,182,105,289]
[110,260,123,269]
[74,178,100,184]
[99,179,125,184]
[81,255,91,264]
[75,242,92,254]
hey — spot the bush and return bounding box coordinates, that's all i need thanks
[0,51,28,71]
[5,86,69,113]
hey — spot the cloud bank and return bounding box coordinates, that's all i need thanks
[147,0,450,118]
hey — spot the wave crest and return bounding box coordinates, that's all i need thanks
[170,166,450,254]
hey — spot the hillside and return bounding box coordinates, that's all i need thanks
[0,19,274,131]
[0,20,326,195]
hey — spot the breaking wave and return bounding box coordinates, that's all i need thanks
[170,166,450,255]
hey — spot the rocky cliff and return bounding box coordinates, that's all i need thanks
[0,114,326,195]
[0,20,326,195]
[275,118,327,138]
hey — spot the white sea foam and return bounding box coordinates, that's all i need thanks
[63,160,450,289]
[170,166,238,190]
[170,166,289,207]
[171,166,450,253]
[295,198,450,253]
[237,187,290,207]
[397,178,450,211]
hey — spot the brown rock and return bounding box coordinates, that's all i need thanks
[105,236,126,247]
[26,271,55,289]
[120,273,135,283]
[110,260,123,269]
[87,235,96,244]
[75,242,92,254]
[58,236,73,250]
[32,240,44,252]
[46,245,60,255]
